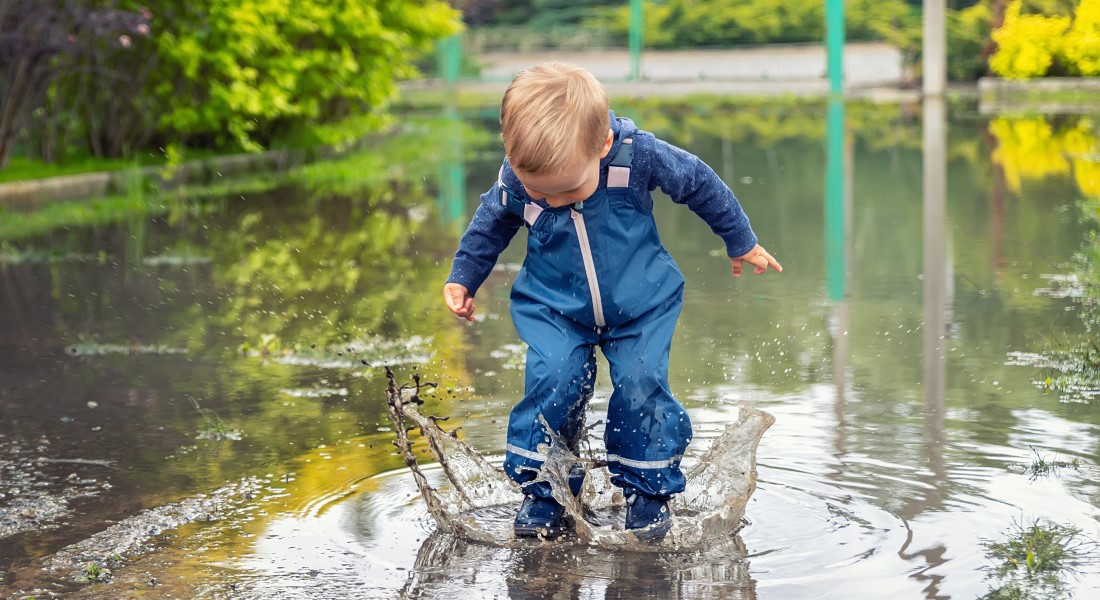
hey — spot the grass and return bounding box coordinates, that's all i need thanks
[1020,447,1081,480]
[189,397,242,441]
[980,519,1098,600]
[82,562,105,582]
[0,149,222,184]
[0,155,136,184]
[983,519,1096,576]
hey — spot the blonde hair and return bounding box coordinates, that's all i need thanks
[500,63,610,175]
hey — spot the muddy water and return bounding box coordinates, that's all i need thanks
[2,102,1099,599]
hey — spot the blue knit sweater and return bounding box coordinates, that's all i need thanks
[447,113,758,297]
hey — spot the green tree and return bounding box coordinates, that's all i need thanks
[947,2,995,80]
[0,0,151,167]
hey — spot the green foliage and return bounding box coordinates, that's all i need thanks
[980,517,1098,599]
[82,562,110,582]
[464,24,616,52]
[948,2,995,80]
[150,0,460,151]
[589,0,916,49]
[2,0,461,170]
[486,0,610,28]
[983,519,1096,575]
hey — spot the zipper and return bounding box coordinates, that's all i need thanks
[570,208,606,327]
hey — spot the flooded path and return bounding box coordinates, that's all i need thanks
[2,101,1099,598]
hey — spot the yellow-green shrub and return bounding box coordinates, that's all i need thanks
[1064,0,1100,75]
[990,1,1072,79]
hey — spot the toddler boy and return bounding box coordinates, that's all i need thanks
[444,63,781,539]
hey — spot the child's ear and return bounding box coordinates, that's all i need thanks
[598,128,614,158]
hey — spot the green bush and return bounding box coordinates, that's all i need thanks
[2,0,462,170]
[588,0,917,49]
[151,0,461,151]
[947,2,995,81]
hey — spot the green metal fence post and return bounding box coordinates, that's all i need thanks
[825,0,844,96]
[437,33,462,86]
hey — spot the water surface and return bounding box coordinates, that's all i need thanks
[1,100,1098,598]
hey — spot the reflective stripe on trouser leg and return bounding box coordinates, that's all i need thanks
[505,302,598,499]
[601,291,690,499]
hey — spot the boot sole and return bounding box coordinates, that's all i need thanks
[629,520,671,544]
[514,513,575,539]
[514,522,569,539]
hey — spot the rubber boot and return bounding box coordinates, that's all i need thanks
[625,493,672,543]
[514,462,586,539]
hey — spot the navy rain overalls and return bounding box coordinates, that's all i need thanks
[501,135,693,500]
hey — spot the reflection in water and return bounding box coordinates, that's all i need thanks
[897,95,952,597]
[404,529,755,599]
[824,97,853,458]
[824,98,849,304]
[437,102,467,228]
[920,95,949,515]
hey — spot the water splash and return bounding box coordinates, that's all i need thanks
[386,369,774,552]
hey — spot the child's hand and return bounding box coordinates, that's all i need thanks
[444,283,477,321]
[732,244,782,277]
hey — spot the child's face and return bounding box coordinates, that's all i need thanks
[513,129,614,208]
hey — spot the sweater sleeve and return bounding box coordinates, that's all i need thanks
[446,177,524,297]
[644,134,758,258]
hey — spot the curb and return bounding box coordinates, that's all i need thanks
[0,150,299,209]
[978,77,1100,114]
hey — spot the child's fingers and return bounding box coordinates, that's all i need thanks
[732,247,782,277]
[444,284,476,320]
[760,250,782,273]
[443,288,462,312]
[748,249,782,275]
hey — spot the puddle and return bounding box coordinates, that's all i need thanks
[4,104,1100,599]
